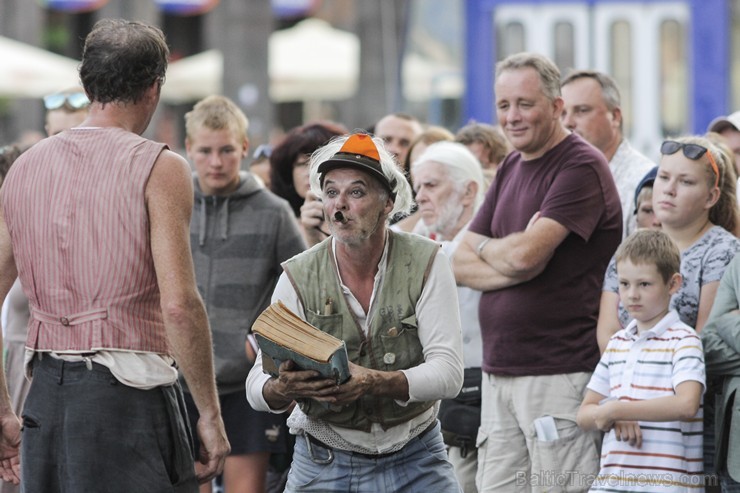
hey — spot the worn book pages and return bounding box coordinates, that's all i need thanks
[252,300,351,385]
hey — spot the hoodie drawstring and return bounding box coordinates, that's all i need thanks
[198,198,207,246]
[198,195,231,246]
[220,196,230,241]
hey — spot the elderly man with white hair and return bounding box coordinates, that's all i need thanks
[411,141,485,493]
[246,132,464,493]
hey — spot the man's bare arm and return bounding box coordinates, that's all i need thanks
[453,216,569,291]
[0,194,21,484]
[596,291,622,353]
[146,150,229,483]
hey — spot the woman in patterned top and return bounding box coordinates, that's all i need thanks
[596,135,740,348]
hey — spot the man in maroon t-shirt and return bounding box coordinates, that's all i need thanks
[453,53,622,492]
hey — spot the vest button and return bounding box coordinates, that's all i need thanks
[60,317,70,326]
[383,353,396,365]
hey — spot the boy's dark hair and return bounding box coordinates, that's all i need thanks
[615,230,680,283]
[0,145,22,187]
[269,121,348,216]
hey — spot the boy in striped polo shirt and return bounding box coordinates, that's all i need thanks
[577,229,705,492]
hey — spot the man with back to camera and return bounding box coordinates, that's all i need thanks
[0,19,229,492]
[0,85,92,493]
[561,69,654,238]
[453,53,622,492]
[246,132,464,493]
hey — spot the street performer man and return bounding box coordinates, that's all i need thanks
[247,132,464,493]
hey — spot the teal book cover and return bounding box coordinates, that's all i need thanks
[255,333,351,385]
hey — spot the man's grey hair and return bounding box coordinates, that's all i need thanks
[496,52,561,102]
[561,69,621,110]
[309,134,414,219]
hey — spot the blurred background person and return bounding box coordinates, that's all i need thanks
[278,121,348,245]
[410,141,485,493]
[405,125,455,172]
[561,70,655,238]
[373,112,423,172]
[249,143,272,189]
[43,87,90,136]
[393,125,455,233]
[633,166,661,230]
[184,95,306,493]
[708,126,740,206]
[708,111,740,175]
[270,121,347,219]
[0,145,21,185]
[454,121,510,187]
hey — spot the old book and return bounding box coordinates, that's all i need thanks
[252,300,351,385]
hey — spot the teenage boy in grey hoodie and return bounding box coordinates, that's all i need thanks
[184,95,306,493]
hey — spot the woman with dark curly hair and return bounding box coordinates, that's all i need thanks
[270,121,347,243]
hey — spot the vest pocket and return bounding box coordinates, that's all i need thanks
[305,312,344,339]
[379,314,424,370]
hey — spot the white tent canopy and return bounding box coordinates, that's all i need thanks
[0,20,459,104]
[268,18,359,101]
[163,18,360,103]
[0,36,82,98]
[161,49,223,104]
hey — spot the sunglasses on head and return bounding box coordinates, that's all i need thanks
[660,140,720,189]
[43,92,90,111]
[252,144,272,160]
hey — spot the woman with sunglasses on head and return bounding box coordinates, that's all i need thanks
[597,136,739,349]
[596,135,740,491]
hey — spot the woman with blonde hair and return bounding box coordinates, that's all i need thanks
[597,135,739,347]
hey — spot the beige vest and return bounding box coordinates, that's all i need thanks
[283,231,439,431]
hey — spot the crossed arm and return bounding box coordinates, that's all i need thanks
[576,382,703,448]
[452,214,569,291]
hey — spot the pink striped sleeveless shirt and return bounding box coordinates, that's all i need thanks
[2,127,170,354]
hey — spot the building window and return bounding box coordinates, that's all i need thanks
[660,19,687,136]
[731,0,740,111]
[610,20,632,135]
[553,21,574,72]
[497,21,525,60]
